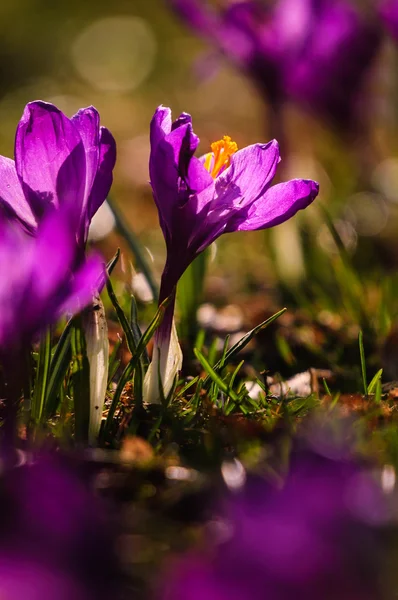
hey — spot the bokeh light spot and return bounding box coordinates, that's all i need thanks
[71,17,157,92]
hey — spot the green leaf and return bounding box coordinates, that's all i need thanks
[106,274,137,355]
[45,318,73,418]
[106,248,120,277]
[107,336,122,385]
[374,379,382,404]
[177,249,208,341]
[322,377,332,396]
[70,316,91,444]
[130,295,149,365]
[107,196,158,301]
[194,348,240,403]
[367,368,383,395]
[102,296,171,438]
[227,359,245,394]
[358,330,367,396]
[175,376,200,399]
[203,308,286,389]
[31,328,52,425]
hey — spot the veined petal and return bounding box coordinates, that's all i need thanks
[214,141,280,214]
[86,127,116,223]
[71,106,100,206]
[187,156,214,196]
[15,101,86,220]
[235,179,319,231]
[150,105,172,151]
[150,121,201,233]
[0,156,37,231]
[31,209,74,301]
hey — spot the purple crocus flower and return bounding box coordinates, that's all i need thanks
[169,0,381,129]
[0,207,104,349]
[160,449,387,600]
[379,0,398,39]
[0,101,116,252]
[144,105,318,403]
[0,454,119,599]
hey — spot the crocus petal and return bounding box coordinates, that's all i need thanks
[235,179,319,231]
[58,254,105,318]
[212,141,280,216]
[71,107,100,212]
[0,156,37,231]
[150,122,201,233]
[0,223,35,345]
[380,0,398,38]
[86,127,116,222]
[15,101,86,220]
[30,209,74,300]
[71,107,116,228]
[150,105,172,152]
[168,0,220,37]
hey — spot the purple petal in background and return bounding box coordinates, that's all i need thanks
[379,0,398,39]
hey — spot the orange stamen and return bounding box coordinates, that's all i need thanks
[203,136,238,178]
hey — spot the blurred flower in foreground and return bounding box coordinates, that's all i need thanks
[0,455,118,599]
[0,100,116,253]
[0,208,104,349]
[379,0,398,39]
[160,449,386,600]
[169,0,381,129]
[144,105,318,403]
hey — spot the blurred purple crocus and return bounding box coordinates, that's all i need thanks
[0,208,104,350]
[169,0,381,129]
[379,0,398,39]
[144,105,318,403]
[160,449,387,600]
[0,454,119,599]
[0,101,116,253]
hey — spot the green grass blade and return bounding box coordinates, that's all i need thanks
[107,336,122,385]
[203,308,286,389]
[70,317,90,444]
[177,249,208,341]
[31,328,52,425]
[227,360,245,394]
[358,330,367,396]
[194,348,240,403]
[374,379,382,404]
[367,369,383,395]
[130,295,149,365]
[106,248,120,277]
[45,318,73,418]
[106,275,137,355]
[322,377,332,396]
[175,376,200,399]
[107,196,158,301]
[103,296,171,437]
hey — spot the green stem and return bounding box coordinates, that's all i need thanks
[107,196,158,301]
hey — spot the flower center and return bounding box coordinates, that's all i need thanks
[203,136,238,178]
